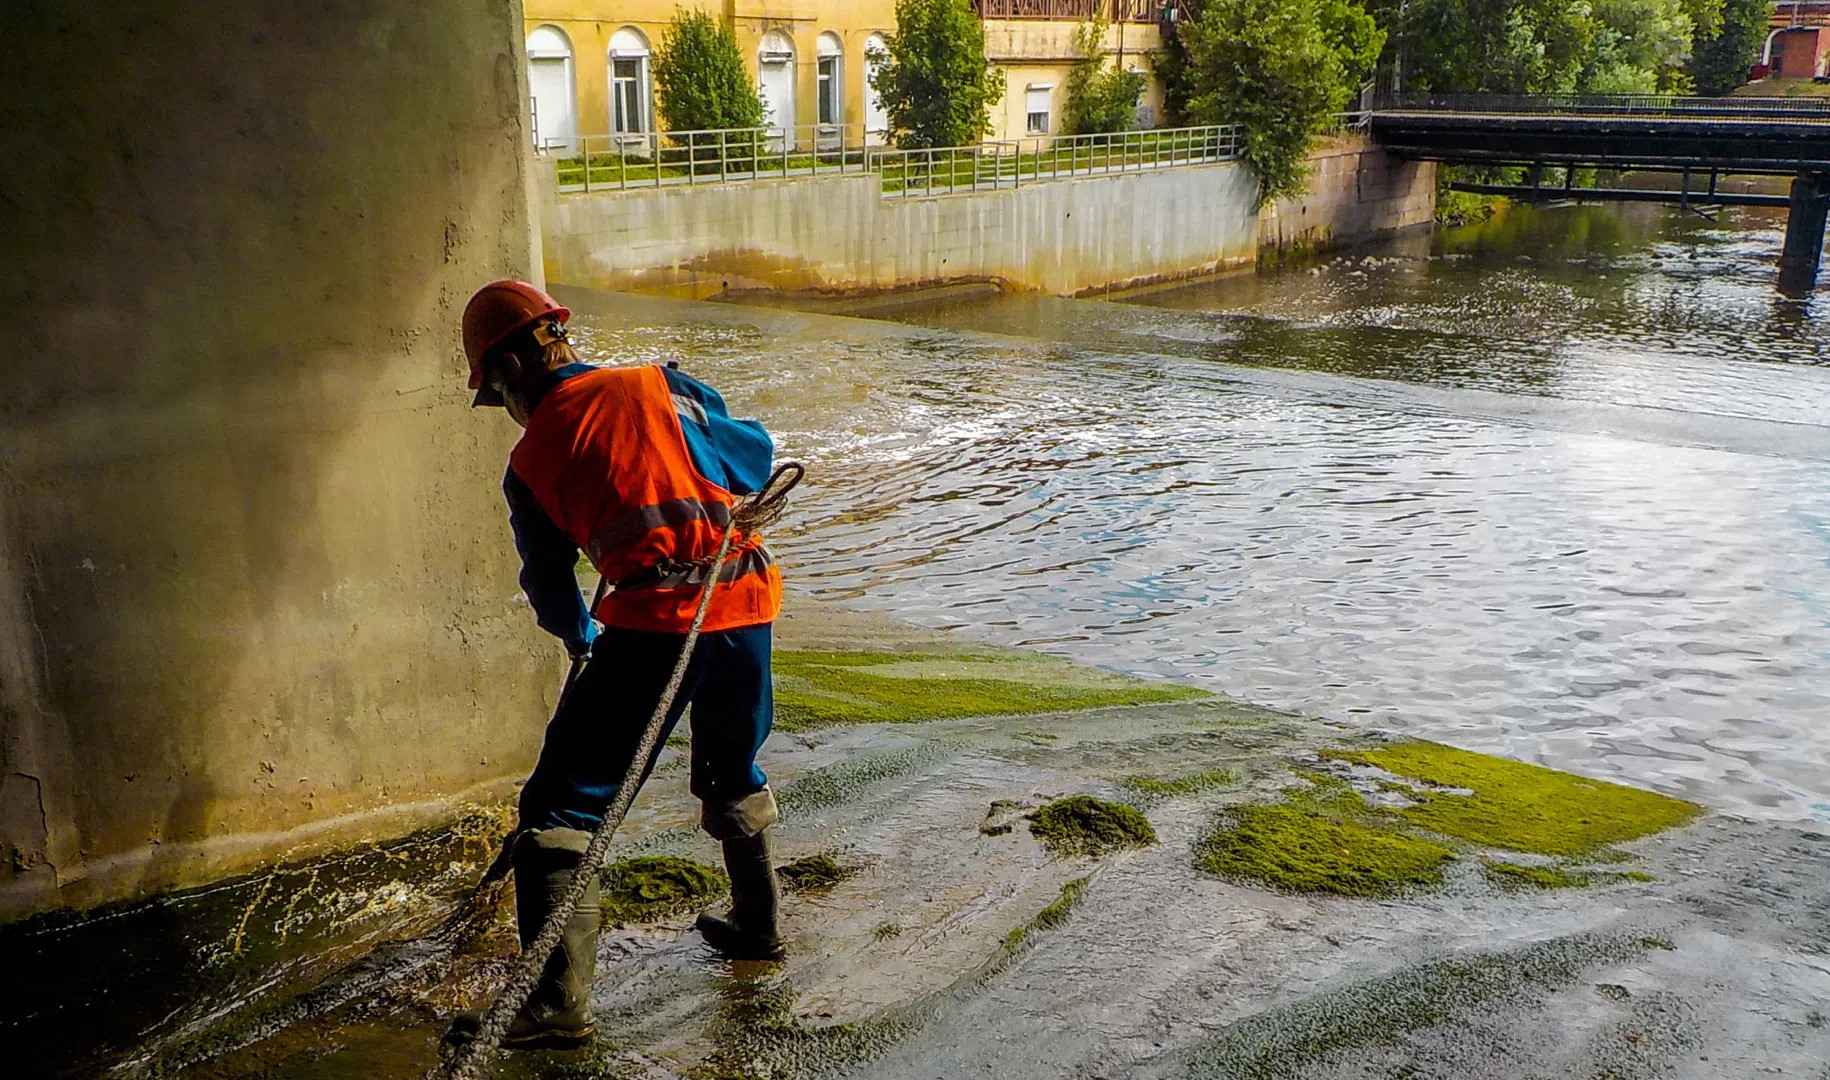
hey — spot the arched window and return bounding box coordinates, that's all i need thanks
[757,30,796,145]
[864,33,889,143]
[816,32,844,129]
[526,25,577,153]
[608,27,652,138]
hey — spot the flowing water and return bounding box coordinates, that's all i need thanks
[568,202,1830,825]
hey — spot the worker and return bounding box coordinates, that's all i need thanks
[448,280,786,1050]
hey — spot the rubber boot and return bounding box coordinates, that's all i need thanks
[446,827,600,1049]
[695,828,786,961]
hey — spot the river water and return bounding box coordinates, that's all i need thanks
[568,203,1830,824]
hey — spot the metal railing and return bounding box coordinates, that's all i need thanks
[552,124,1241,197]
[973,0,1189,21]
[1367,92,1830,121]
[872,126,1239,196]
[1321,110,1371,134]
[556,124,889,192]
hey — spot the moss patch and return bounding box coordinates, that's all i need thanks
[1195,804,1455,898]
[1004,875,1090,950]
[1283,770,1377,816]
[1122,768,1236,799]
[599,855,727,925]
[776,853,857,893]
[773,649,1206,732]
[1484,861,1588,890]
[1333,741,1700,857]
[1028,795,1158,857]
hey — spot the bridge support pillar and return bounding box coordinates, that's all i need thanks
[1780,172,1830,299]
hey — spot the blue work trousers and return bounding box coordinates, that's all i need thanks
[516,622,774,834]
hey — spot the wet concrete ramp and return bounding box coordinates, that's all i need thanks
[19,608,1830,1078]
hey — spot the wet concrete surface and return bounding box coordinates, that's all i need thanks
[25,603,1827,1079]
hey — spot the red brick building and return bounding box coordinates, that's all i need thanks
[1766,1,1830,79]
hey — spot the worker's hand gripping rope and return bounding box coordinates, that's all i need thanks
[435,462,802,1080]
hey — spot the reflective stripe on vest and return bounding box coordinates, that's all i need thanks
[648,543,776,591]
[509,365,782,633]
[583,496,732,568]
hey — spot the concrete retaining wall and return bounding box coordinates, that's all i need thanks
[542,163,1265,299]
[540,135,1436,299]
[0,0,552,922]
[1260,135,1439,253]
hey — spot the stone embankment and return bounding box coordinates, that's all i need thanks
[19,604,1828,1078]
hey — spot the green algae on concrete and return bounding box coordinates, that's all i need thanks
[1031,874,1089,931]
[1195,803,1455,897]
[1334,741,1702,857]
[1122,768,1237,799]
[777,744,952,815]
[1484,861,1590,890]
[1003,875,1091,950]
[776,853,857,893]
[600,855,728,925]
[772,649,1206,731]
[1028,795,1158,857]
[1012,730,1061,745]
[1161,931,1658,1080]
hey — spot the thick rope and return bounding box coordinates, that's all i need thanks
[437,464,801,1080]
[426,575,611,944]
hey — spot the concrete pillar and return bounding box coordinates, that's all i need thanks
[0,0,552,922]
[1779,171,1830,300]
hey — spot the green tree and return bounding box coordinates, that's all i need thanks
[1689,0,1767,94]
[1063,20,1148,135]
[1368,0,1711,95]
[1181,0,1384,207]
[1584,0,1704,93]
[870,0,1005,148]
[650,8,765,132]
[1152,21,1198,127]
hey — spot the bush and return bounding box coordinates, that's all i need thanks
[1689,0,1767,96]
[1181,0,1383,207]
[870,0,1005,148]
[1151,20,1198,128]
[1062,21,1147,135]
[650,7,765,132]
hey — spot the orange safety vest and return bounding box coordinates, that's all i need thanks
[509,365,782,633]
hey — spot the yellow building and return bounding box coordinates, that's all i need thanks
[521,0,1175,152]
[980,1,1170,143]
[523,1,898,152]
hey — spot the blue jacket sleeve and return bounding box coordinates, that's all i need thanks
[661,367,775,495]
[504,466,595,655]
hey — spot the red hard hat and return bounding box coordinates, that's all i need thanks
[461,279,571,389]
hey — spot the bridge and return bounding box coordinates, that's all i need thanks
[1363,93,1830,299]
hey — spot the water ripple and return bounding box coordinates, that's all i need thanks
[568,202,1830,823]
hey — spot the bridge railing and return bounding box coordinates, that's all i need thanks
[1368,92,1830,122]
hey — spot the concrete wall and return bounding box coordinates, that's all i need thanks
[540,135,1435,299]
[542,162,1263,298]
[0,0,553,922]
[1259,135,1439,253]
